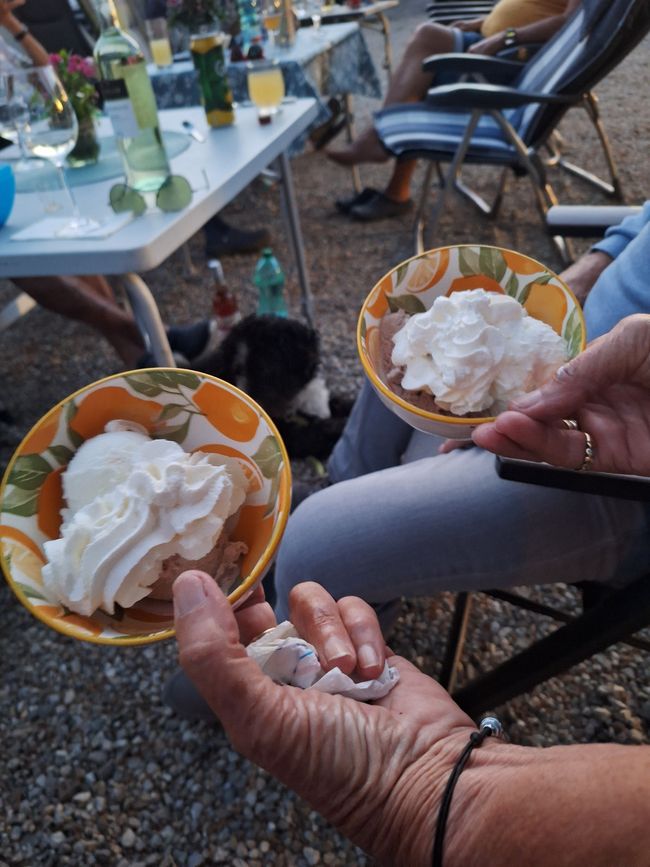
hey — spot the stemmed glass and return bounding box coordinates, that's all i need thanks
[262,0,283,48]
[308,0,323,36]
[11,66,100,236]
[0,72,46,173]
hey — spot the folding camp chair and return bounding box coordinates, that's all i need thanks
[440,457,650,719]
[426,1,496,26]
[374,0,650,256]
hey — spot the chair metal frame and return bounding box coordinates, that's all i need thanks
[374,0,650,258]
[439,455,650,718]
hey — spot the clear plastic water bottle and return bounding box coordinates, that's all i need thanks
[236,0,263,53]
[254,248,288,317]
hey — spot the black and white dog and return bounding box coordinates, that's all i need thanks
[195,315,352,459]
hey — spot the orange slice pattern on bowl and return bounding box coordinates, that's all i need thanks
[366,288,389,320]
[193,382,260,442]
[21,406,62,455]
[193,443,264,494]
[400,248,450,294]
[37,466,65,540]
[524,283,568,334]
[502,250,544,275]
[70,387,163,439]
[447,275,505,295]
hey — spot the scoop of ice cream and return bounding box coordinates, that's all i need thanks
[62,421,150,517]
[390,289,568,415]
[42,424,249,616]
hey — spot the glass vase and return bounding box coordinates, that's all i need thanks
[67,117,100,167]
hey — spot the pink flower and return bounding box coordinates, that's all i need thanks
[49,53,62,66]
[80,58,96,79]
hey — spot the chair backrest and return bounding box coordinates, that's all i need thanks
[508,0,650,149]
[15,0,94,54]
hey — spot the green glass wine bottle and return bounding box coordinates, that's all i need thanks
[92,0,170,192]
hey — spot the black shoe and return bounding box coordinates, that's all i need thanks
[135,319,211,368]
[166,319,211,360]
[204,214,271,257]
[335,186,380,215]
[349,191,413,222]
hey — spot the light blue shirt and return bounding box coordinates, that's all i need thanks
[583,201,650,341]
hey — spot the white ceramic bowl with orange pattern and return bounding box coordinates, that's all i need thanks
[0,369,291,645]
[358,245,586,439]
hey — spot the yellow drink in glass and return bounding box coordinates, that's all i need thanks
[149,37,173,67]
[248,65,285,121]
[263,11,282,30]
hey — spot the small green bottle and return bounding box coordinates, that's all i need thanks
[254,248,288,317]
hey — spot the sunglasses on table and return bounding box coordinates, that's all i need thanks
[108,174,193,216]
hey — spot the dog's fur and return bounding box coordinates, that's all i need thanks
[195,315,352,459]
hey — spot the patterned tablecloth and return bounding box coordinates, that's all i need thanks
[149,23,382,150]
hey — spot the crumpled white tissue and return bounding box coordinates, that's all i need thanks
[245,621,399,701]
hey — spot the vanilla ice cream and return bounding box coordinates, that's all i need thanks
[390,289,568,416]
[42,421,249,616]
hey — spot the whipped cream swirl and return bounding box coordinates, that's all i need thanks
[42,422,248,616]
[391,289,568,416]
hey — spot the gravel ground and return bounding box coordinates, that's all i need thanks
[1,7,650,865]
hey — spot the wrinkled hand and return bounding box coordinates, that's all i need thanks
[559,250,613,306]
[0,0,25,25]
[174,573,475,866]
[472,314,650,475]
[466,32,505,55]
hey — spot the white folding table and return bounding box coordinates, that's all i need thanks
[0,99,319,365]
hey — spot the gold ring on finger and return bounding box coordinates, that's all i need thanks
[575,431,595,472]
[562,418,579,431]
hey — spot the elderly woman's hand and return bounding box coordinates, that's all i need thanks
[174,572,477,866]
[472,314,650,475]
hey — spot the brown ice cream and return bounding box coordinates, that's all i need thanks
[148,533,249,601]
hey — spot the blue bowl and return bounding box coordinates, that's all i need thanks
[0,164,16,227]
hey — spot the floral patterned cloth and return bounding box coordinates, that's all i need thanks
[150,23,382,151]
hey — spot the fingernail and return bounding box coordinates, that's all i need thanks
[511,389,541,410]
[324,637,350,665]
[174,574,208,617]
[357,643,380,670]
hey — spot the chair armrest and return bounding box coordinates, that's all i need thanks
[425,82,577,110]
[547,204,643,237]
[495,456,650,501]
[423,52,524,83]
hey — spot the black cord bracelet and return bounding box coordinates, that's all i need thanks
[432,716,504,867]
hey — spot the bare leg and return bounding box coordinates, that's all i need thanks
[327,22,455,166]
[14,275,145,366]
[384,159,418,202]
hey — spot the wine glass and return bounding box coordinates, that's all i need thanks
[11,66,100,236]
[0,72,47,173]
[308,0,323,36]
[262,0,283,48]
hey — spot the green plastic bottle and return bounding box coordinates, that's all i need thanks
[254,248,288,317]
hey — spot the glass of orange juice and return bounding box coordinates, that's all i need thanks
[145,17,174,68]
[247,60,285,124]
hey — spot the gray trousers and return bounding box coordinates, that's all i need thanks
[274,382,650,628]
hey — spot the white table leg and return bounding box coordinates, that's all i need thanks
[112,272,176,367]
[277,151,316,329]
